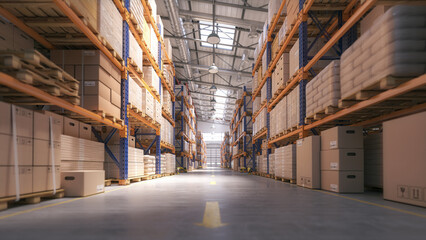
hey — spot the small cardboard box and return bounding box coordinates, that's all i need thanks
[0,133,33,166]
[296,136,321,189]
[321,149,364,171]
[0,166,33,198]
[63,117,79,138]
[33,139,61,166]
[61,170,105,197]
[383,111,426,207]
[33,166,61,193]
[321,170,364,193]
[321,126,363,151]
[79,122,92,140]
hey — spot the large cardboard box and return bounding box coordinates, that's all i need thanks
[383,111,426,207]
[15,106,33,138]
[75,65,120,94]
[33,111,50,141]
[79,122,92,140]
[321,149,363,171]
[33,139,61,166]
[61,170,105,197]
[82,95,121,119]
[63,117,79,138]
[33,166,61,193]
[0,133,33,166]
[296,136,321,189]
[79,80,111,101]
[321,170,364,193]
[51,50,111,73]
[0,101,11,135]
[0,166,33,198]
[321,126,363,151]
[42,111,64,141]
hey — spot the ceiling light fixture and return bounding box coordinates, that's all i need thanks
[248,26,259,39]
[208,63,219,74]
[210,97,216,103]
[210,84,217,92]
[207,32,220,44]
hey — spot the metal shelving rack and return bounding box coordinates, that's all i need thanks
[174,84,192,171]
[0,0,177,184]
[250,0,426,175]
[220,132,231,168]
[230,86,253,172]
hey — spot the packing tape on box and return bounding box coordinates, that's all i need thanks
[49,116,57,195]
[12,105,20,201]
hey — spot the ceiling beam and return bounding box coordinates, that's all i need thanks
[190,91,237,100]
[178,9,264,29]
[183,0,268,12]
[172,47,254,61]
[174,62,252,77]
[179,79,241,90]
[165,35,255,50]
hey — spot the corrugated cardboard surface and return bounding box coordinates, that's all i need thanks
[61,170,105,197]
[321,149,364,171]
[321,170,364,193]
[296,136,321,189]
[321,126,363,151]
[0,166,33,198]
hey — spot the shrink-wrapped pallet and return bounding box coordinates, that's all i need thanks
[129,77,142,110]
[129,32,143,69]
[163,38,173,61]
[283,144,296,180]
[260,83,267,104]
[340,6,426,100]
[268,0,287,25]
[98,0,123,59]
[275,147,284,178]
[287,86,299,129]
[144,155,156,175]
[262,49,268,77]
[142,88,155,119]
[105,146,144,179]
[130,0,144,30]
[306,60,340,118]
[143,66,160,95]
[60,135,104,171]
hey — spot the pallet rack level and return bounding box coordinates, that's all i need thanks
[0,0,177,182]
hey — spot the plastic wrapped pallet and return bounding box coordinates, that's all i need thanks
[272,53,290,95]
[129,77,142,110]
[98,0,123,59]
[364,133,383,188]
[260,83,267,104]
[268,0,287,25]
[154,99,162,123]
[144,155,156,175]
[283,144,296,180]
[269,153,275,175]
[165,153,176,174]
[274,147,284,178]
[129,32,143,69]
[163,38,173,61]
[142,88,155,119]
[150,24,159,63]
[287,86,299,129]
[143,66,160,94]
[276,96,287,135]
[340,6,426,100]
[60,135,104,171]
[105,146,144,179]
[130,0,144,31]
[306,60,340,118]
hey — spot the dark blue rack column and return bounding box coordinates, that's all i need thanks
[266,30,272,175]
[299,0,308,129]
[155,22,162,174]
[119,0,131,182]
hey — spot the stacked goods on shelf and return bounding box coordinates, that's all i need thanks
[283,144,296,181]
[105,146,144,179]
[129,77,143,110]
[60,134,104,171]
[50,50,121,120]
[129,0,145,36]
[271,54,290,95]
[259,139,268,174]
[68,0,123,59]
[306,61,340,119]
[162,82,173,114]
[285,0,299,31]
[164,153,176,174]
[163,38,173,62]
[260,82,267,104]
[252,97,261,136]
[129,27,143,69]
[144,155,155,175]
[296,136,320,189]
[364,133,383,189]
[160,117,173,146]
[270,95,286,137]
[269,153,275,176]
[268,0,286,26]
[0,102,61,198]
[160,154,166,173]
[287,85,299,130]
[142,86,155,120]
[274,147,284,178]
[0,17,34,50]
[340,6,426,101]
[321,126,364,193]
[383,111,426,207]
[143,66,160,99]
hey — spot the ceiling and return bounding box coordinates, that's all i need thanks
[157,0,269,124]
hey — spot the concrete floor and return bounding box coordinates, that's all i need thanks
[0,168,425,240]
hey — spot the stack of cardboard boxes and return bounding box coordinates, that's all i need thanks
[105,146,144,179]
[144,155,156,175]
[283,144,297,181]
[272,54,290,95]
[51,50,122,120]
[321,126,364,193]
[164,153,176,174]
[296,136,321,189]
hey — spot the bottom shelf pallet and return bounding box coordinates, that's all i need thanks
[0,189,65,211]
[107,173,176,185]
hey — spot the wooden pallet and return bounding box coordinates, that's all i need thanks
[53,109,124,126]
[0,189,65,211]
[0,50,80,105]
[274,176,296,184]
[305,106,340,124]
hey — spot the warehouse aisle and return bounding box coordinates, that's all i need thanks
[0,168,425,240]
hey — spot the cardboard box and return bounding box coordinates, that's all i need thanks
[0,133,33,166]
[50,50,111,73]
[383,111,426,207]
[0,166,33,198]
[321,149,364,171]
[80,80,111,101]
[61,170,105,197]
[82,95,121,120]
[110,90,121,108]
[0,101,12,135]
[33,139,61,166]
[321,126,363,151]
[296,136,321,189]
[63,117,79,138]
[321,170,364,193]
[0,18,13,50]
[79,122,92,140]
[42,111,63,141]
[33,111,50,141]
[33,166,61,193]
[75,65,120,94]
[15,106,33,138]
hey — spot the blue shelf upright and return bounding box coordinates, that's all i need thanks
[266,25,272,175]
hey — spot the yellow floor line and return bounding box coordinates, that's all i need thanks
[210,181,216,185]
[0,185,132,220]
[195,201,227,228]
[314,190,426,218]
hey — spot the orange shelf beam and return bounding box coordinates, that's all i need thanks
[252,128,267,144]
[127,64,161,103]
[162,109,175,127]
[53,0,124,72]
[253,102,266,122]
[0,73,125,131]
[127,106,160,135]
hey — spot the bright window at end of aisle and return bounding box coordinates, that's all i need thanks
[202,132,224,142]
[199,20,235,51]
